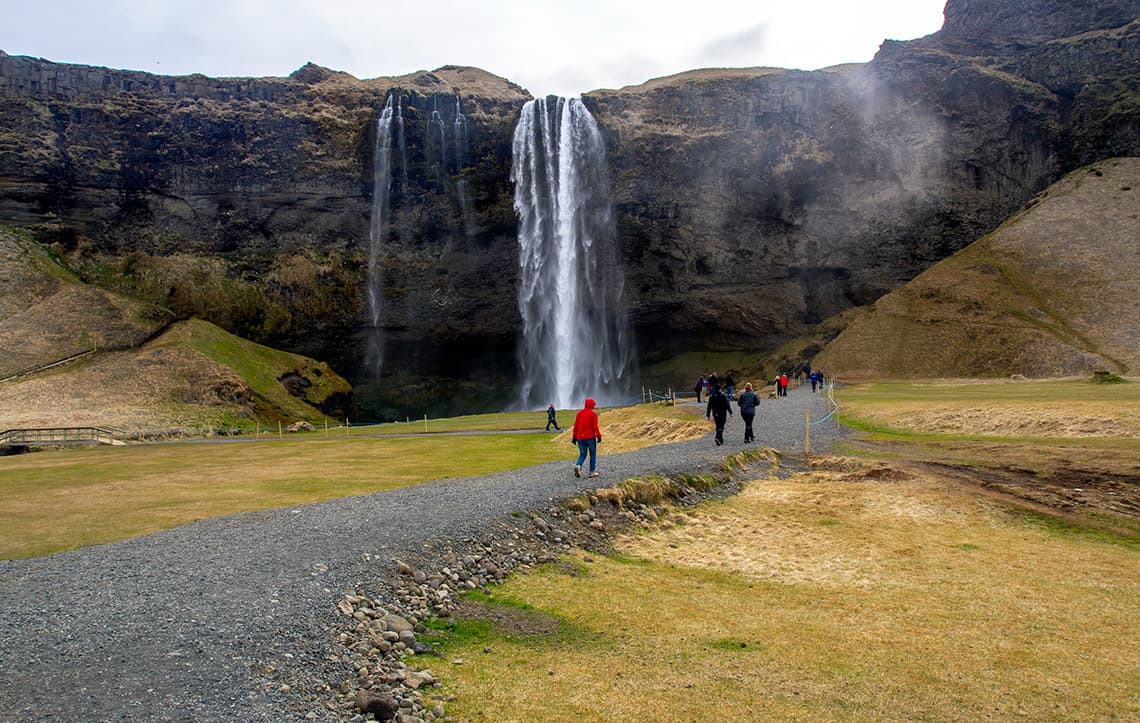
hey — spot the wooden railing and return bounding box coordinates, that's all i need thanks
[0,427,122,447]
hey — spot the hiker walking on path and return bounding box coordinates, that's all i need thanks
[737,383,759,443]
[545,403,561,431]
[725,373,736,400]
[706,385,733,446]
[779,372,789,397]
[572,398,602,478]
[694,375,706,403]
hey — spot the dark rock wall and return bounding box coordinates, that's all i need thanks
[942,0,1138,42]
[0,54,529,418]
[586,3,1138,363]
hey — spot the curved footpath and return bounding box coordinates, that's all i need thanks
[0,387,844,721]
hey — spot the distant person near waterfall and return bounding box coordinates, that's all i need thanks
[572,398,602,478]
[725,372,736,400]
[706,385,732,446]
[737,382,759,443]
[694,374,706,402]
[545,403,561,431]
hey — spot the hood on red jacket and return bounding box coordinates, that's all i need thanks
[584,398,596,409]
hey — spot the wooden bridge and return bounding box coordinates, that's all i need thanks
[0,427,125,447]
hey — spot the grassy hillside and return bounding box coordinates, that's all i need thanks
[0,318,352,432]
[0,225,170,378]
[811,158,1139,380]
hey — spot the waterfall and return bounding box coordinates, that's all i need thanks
[457,178,475,237]
[453,96,468,169]
[429,96,447,190]
[512,97,637,410]
[365,93,396,378]
[395,95,408,194]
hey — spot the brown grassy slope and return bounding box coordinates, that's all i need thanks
[0,318,352,432]
[0,228,352,431]
[0,226,170,378]
[813,157,1140,379]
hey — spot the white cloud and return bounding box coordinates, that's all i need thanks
[0,0,946,95]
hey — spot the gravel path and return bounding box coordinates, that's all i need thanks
[0,387,844,721]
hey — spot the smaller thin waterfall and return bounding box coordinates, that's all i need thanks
[453,96,468,169]
[512,97,637,410]
[396,95,408,194]
[429,96,448,189]
[365,93,396,378]
[457,178,475,237]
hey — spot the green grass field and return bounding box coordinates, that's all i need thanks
[0,403,699,559]
[0,431,567,559]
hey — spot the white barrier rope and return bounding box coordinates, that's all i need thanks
[810,381,840,426]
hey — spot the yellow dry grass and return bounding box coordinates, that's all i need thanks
[555,402,711,454]
[860,400,1140,439]
[429,461,1139,721]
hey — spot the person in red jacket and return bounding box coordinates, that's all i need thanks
[572,397,602,478]
[779,372,789,397]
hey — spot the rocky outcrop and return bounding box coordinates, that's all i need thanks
[941,0,1137,43]
[0,0,1136,417]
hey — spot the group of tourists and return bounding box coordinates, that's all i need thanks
[773,372,789,397]
[546,358,826,479]
[802,362,825,393]
[693,372,738,402]
[703,378,760,446]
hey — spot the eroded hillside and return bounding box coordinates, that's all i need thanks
[813,158,1139,379]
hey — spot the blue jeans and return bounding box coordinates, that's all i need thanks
[576,438,597,473]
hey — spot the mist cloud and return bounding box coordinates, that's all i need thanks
[691,23,768,68]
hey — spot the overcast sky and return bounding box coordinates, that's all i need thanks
[2,1,947,97]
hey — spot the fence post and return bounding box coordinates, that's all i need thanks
[424,414,428,432]
[805,407,811,460]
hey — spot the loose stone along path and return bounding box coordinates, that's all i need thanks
[0,388,843,721]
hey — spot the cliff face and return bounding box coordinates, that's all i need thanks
[941,0,1137,42]
[586,0,1139,362]
[0,0,1136,418]
[0,55,530,417]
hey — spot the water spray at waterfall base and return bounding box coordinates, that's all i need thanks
[512,97,637,410]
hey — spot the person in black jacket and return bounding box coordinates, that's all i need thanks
[736,382,760,442]
[706,386,732,446]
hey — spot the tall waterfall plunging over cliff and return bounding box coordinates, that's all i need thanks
[365,93,398,377]
[512,97,637,410]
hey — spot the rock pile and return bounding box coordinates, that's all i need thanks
[330,485,726,721]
